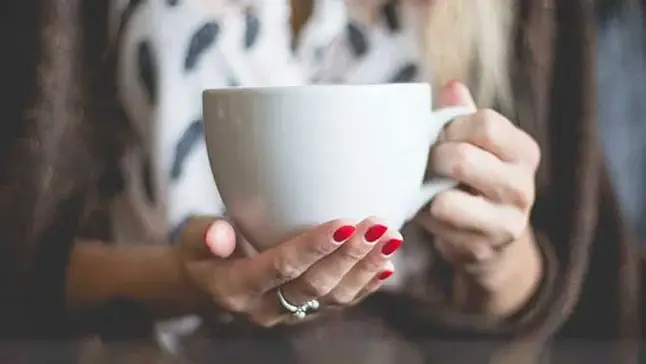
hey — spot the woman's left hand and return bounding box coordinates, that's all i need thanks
[415,81,542,314]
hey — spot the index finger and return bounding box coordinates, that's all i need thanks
[230,219,356,296]
[443,109,540,168]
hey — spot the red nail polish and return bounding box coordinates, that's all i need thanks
[378,270,393,280]
[381,239,403,256]
[364,224,387,243]
[333,225,356,242]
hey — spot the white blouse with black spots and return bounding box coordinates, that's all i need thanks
[111,0,434,349]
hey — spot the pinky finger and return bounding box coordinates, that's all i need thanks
[351,262,395,305]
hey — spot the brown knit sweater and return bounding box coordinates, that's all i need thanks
[0,0,644,363]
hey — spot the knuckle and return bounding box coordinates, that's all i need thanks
[477,109,504,144]
[510,175,535,210]
[505,215,527,241]
[500,183,529,208]
[526,138,542,169]
[430,192,455,223]
[507,224,524,242]
[516,188,534,211]
[219,294,250,314]
[272,254,303,282]
[342,244,369,262]
[301,275,336,297]
[450,143,473,180]
[307,236,337,257]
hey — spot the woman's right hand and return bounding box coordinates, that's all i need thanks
[175,217,403,327]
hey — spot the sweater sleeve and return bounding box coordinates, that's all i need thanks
[362,226,559,338]
[0,194,81,339]
[0,191,155,340]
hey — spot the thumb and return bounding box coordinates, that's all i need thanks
[180,217,237,259]
[437,80,477,110]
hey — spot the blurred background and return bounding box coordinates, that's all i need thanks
[596,0,646,244]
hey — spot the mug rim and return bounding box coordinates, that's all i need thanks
[203,82,430,96]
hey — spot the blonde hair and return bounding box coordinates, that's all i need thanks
[290,0,515,112]
[419,0,515,112]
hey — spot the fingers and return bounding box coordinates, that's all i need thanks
[441,109,541,168]
[351,261,396,305]
[214,218,402,328]
[248,256,397,328]
[415,200,508,269]
[430,141,535,209]
[429,224,496,265]
[323,233,402,306]
[180,217,237,260]
[230,219,354,297]
[279,217,387,306]
[424,189,527,245]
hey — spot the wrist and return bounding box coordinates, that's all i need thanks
[452,227,543,318]
[66,243,205,318]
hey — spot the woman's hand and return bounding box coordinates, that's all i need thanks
[415,81,543,316]
[175,217,402,327]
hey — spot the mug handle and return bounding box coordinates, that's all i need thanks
[405,106,474,220]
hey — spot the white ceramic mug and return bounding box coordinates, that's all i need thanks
[203,83,471,251]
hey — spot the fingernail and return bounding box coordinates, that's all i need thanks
[364,224,387,243]
[204,223,220,254]
[447,79,461,87]
[381,239,403,256]
[378,270,393,280]
[333,225,356,242]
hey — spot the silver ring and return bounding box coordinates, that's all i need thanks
[276,288,320,319]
